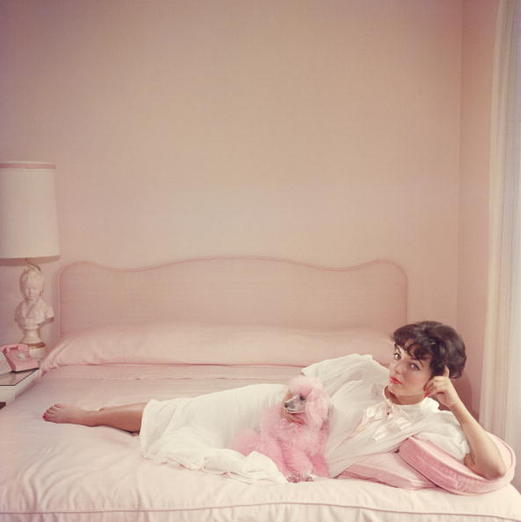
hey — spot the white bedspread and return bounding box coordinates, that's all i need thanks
[1,364,520,522]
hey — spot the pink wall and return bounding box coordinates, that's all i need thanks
[0,0,493,408]
[457,0,499,415]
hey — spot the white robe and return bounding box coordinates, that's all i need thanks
[302,354,469,477]
[140,354,469,481]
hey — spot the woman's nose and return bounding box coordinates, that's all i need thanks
[393,361,405,374]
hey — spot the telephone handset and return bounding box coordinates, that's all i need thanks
[1,344,39,372]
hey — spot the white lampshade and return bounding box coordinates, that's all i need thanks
[0,161,60,259]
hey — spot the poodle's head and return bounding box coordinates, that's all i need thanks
[282,376,330,429]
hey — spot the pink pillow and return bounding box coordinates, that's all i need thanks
[42,323,392,371]
[339,451,436,489]
[399,434,516,495]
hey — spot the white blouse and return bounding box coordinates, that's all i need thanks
[303,353,470,477]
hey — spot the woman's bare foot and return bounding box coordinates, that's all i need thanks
[42,404,97,427]
[43,402,145,432]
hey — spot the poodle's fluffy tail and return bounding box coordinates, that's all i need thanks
[230,428,260,456]
[230,405,290,476]
[230,405,282,457]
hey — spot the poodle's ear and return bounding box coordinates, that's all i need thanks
[305,387,330,429]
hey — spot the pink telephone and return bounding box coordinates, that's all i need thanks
[1,344,39,372]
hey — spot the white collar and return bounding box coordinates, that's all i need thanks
[378,384,439,413]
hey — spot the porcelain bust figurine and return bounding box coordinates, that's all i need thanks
[15,265,54,348]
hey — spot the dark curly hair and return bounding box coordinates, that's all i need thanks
[392,321,467,378]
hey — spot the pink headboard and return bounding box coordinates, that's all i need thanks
[57,257,407,337]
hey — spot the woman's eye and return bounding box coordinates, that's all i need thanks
[409,363,420,371]
[393,352,400,360]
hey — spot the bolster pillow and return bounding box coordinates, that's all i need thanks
[339,451,436,489]
[399,433,516,495]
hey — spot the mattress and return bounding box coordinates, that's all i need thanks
[1,363,520,522]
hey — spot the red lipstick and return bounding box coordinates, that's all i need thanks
[390,377,401,385]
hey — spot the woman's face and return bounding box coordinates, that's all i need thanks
[387,342,433,404]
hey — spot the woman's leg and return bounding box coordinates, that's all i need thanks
[42,402,146,433]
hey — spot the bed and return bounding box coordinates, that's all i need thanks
[1,256,520,522]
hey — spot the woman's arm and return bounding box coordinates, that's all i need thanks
[423,367,507,480]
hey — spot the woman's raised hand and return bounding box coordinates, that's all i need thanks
[423,366,463,410]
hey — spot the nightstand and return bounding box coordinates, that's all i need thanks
[0,368,40,406]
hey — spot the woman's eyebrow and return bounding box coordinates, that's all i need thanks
[394,343,427,367]
[409,352,427,367]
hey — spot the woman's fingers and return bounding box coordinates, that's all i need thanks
[424,367,445,395]
[423,367,462,408]
[280,406,305,424]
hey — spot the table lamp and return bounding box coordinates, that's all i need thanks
[0,162,60,355]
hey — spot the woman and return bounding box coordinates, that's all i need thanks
[302,321,506,480]
[43,321,507,480]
